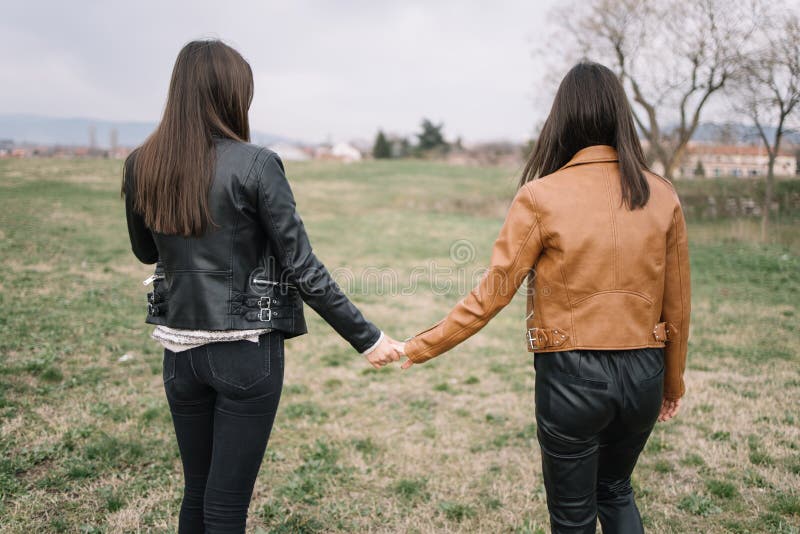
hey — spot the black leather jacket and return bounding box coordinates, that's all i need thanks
[124,138,381,353]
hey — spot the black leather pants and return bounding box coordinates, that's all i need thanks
[534,348,664,534]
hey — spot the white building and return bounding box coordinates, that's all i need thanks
[268,143,311,162]
[677,144,796,178]
[330,142,363,163]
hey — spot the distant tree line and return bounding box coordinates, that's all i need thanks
[372,118,450,159]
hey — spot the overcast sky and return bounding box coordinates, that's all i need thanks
[0,0,564,144]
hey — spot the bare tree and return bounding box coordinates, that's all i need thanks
[734,11,800,241]
[553,0,757,179]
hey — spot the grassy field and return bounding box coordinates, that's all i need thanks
[0,157,798,533]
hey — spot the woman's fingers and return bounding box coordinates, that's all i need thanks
[364,338,413,370]
[386,338,406,362]
[658,400,670,422]
[658,398,681,422]
[670,399,681,418]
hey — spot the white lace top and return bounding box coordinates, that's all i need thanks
[151,325,385,355]
[152,325,271,352]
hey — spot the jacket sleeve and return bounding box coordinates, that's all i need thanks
[661,199,691,400]
[404,185,543,363]
[123,155,158,265]
[256,151,381,353]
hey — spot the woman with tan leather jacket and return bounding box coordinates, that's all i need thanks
[397,62,691,533]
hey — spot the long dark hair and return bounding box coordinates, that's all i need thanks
[520,62,650,209]
[122,39,254,237]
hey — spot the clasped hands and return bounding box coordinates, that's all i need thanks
[364,335,414,370]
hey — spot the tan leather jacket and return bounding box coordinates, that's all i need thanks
[405,145,691,400]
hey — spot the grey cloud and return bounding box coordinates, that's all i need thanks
[1,0,559,142]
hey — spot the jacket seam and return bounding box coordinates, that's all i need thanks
[671,205,687,367]
[232,148,267,327]
[224,151,262,328]
[165,269,229,274]
[529,187,577,346]
[561,158,617,169]
[603,165,620,289]
[556,267,575,344]
[528,341,667,354]
[413,187,540,359]
[526,186,545,325]
[572,289,654,306]
[258,153,292,271]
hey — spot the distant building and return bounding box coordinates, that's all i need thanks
[0,139,12,158]
[330,142,362,163]
[269,143,311,162]
[677,143,796,178]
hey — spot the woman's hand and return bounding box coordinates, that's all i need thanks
[392,341,416,370]
[365,337,413,369]
[389,340,414,370]
[364,335,404,369]
[658,398,681,422]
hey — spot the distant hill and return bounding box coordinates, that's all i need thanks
[688,122,800,146]
[0,114,292,148]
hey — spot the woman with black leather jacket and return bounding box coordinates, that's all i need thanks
[123,40,403,533]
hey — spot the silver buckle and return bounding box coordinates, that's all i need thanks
[258,297,272,322]
[526,329,540,350]
[143,273,165,286]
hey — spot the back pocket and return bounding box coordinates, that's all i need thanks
[636,348,665,390]
[638,365,665,390]
[206,339,270,390]
[552,369,608,390]
[163,350,176,383]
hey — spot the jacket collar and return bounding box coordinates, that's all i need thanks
[560,145,618,170]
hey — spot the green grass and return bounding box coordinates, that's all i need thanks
[392,477,430,502]
[706,479,739,499]
[438,500,476,522]
[678,493,721,517]
[0,157,798,532]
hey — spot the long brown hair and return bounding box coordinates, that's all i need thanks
[122,40,254,236]
[520,62,650,209]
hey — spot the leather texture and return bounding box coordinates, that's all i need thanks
[404,145,691,400]
[125,138,381,353]
[535,348,664,533]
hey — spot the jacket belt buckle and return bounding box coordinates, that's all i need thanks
[527,327,569,350]
[258,297,272,322]
[527,328,548,350]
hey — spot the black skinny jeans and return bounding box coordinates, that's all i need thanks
[163,332,284,534]
[534,348,664,534]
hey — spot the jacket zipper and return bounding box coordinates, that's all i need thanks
[253,278,296,289]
